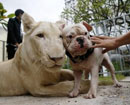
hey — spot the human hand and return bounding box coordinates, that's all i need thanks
[91,36,119,53]
[15,43,19,47]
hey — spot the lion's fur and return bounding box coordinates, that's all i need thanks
[0,13,90,97]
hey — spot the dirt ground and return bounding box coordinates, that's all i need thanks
[0,78,130,105]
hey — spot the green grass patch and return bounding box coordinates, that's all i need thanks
[99,74,125,86]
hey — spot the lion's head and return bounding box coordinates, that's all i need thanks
[21,13,65,68]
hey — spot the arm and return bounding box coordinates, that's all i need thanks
[91,31,130,53]
[115,31,130,46]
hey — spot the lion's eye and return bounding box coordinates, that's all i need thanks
[59,35,63,39]
[36,34,44,38]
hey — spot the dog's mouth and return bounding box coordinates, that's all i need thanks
[71,44,88,56]
[73,49,88,57]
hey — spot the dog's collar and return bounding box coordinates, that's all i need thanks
[66,48,94,63]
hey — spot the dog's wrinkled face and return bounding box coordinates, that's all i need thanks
[63,21,93,57]
[22,13,65,68]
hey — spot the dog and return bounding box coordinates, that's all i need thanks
[62,21,121,99]
[0,13,90,97]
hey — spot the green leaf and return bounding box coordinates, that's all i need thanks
[0,2,4,9]
[0,15,7,19]
[2,9,7,13]
[7,13,15,18]
[0,2,14,31]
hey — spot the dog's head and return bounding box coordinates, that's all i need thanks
[21,13,65,68]
[62,21,93,57]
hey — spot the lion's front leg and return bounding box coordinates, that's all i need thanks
[30,81,74,97]
[60,69,74,81]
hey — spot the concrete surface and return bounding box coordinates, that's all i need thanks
[0,77,130,105]
[120,76,130,82]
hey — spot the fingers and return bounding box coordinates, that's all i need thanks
[90,35,114,53]
[91,39,101,44]
[91,36,108,40]
[91,38,104,48]
[91,44,102,48]
[91,37,104,44]
[91,36,114,40]
[91,44,110,54]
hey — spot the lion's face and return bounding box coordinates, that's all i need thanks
[22,13,65,68]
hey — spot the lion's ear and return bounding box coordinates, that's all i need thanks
[81,21,92,32]
[22,13,36,33]
[56,20,66,30]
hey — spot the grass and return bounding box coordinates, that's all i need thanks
[98,74,125,86]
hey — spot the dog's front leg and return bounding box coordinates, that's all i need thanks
[69,70,82,98]
[84,66,99,99]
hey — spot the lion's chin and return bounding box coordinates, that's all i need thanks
[41,61,62,68]
[51,64,62,68]
[46,64,62,68]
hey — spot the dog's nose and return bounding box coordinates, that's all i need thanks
[50,57,63,62]
[76,37,84,48]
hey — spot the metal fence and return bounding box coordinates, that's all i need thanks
[0,40,6,61]
[91,14,130,36]
[91,13,130,75]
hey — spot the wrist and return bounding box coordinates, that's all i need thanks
[115,37,122,47]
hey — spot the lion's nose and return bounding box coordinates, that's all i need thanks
[76,37,84,48]
[50,57,63,62]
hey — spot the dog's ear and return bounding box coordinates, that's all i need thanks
[22,13,36,33]
[81,21,92,32]
[56,20,66,30]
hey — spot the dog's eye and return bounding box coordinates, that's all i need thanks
[68,35,72,39]
[36,34,44,38]
[85,32,87,35]
[59,35,63,39]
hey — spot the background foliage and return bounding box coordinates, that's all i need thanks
[0,2,15,30]
[61,0,130,24]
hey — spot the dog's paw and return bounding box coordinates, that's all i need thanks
[83,91,96,99]
[114,82,122,88]
[69,89,79,98]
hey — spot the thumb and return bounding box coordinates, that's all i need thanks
[90,44,102,48]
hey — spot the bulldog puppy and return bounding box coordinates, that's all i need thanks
[62,21,121,99]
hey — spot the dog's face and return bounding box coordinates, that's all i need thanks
[62,21,93,57]
[22,13,65,68]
